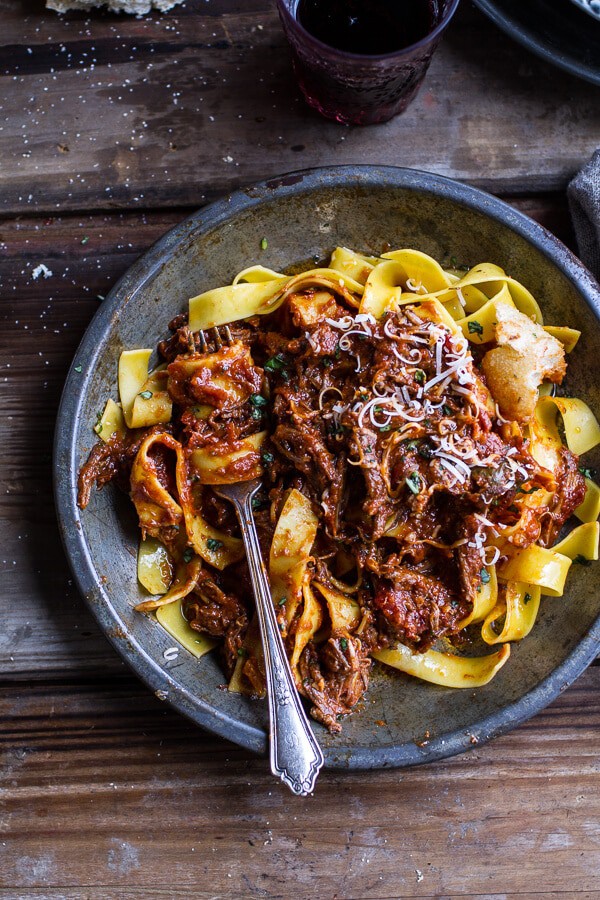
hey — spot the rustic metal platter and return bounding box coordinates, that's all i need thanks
[473,0,600,86]
[54,166,600,769]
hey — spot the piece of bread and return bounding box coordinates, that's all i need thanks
[47,0,183,14]
[481,301,566,423]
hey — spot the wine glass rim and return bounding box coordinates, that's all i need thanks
[276,0,461,62]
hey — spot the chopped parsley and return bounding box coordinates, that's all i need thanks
[278,596,287,606]
[418,442,435,461]
[523,592,532,605]
[206,538,223,552]
[182,548,194,563]
[260,237,268,250]
[405,472,421,495]
[261,451,274,465]
[414,369,426,385]
[322,356,333,368]
[74,365,82,373]
[264,353,287,374]
[517,484,540,494]
[480,568,491,585]
[237,647,247,657]
[250,393,268,407]
[379,424,392,432]
[404,439,419,451]
[573,554,591,567]
[468,320,484,337]
[81,236,89,245]
[340,637,348,651]
[579,466,596,480]
[442,404,453,416]
[139,390,153,400]
[251,493,267,510]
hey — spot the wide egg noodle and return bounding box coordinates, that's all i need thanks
[130,432,183,533]
[188,266,365,332]
[289,579,324,678]
[575,478,600,524]
[313,582,361,634]
[94,397,126,442]
[551,521,599,562]
[156,597,217,658]
[190,431,266,485]
[373,642,511,688]
[458,565,498,629]
[175,453,244,570]
[481,583,541,645]
[268,488,319,628]
[329,246,380,285]
[537,396,600,457]
[135,557,202,613]
[498,544,572,597]
[137,536,173,595]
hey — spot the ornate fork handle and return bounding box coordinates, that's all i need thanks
[228,482,324,795]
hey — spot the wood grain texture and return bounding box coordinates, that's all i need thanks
[0,196,578,679]
[1,668,599,897]
[0,1,599,216]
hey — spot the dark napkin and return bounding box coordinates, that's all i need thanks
[567,149,600,281]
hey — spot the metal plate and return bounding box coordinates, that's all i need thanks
[54,165,600,769]
[473,0,600,87]
[569,0,600,21]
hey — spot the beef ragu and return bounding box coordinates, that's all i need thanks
[78,248,599,733]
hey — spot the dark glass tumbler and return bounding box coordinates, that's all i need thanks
[276,0,460,126]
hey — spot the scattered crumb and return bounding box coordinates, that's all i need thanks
[32,264,53,281]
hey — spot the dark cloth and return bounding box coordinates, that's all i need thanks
[568,149,600,280]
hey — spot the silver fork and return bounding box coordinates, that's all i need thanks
[205,326,324,796]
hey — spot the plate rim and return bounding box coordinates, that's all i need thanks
[54,164,600,769]
[472,0,600,87]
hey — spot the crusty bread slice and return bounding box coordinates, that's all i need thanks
[47,0,183,14]
[481,301,566,423]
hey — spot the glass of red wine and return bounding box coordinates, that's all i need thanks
[276,0,460,126]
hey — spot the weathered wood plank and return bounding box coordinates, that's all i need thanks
[0,196,580,679]
[0,2,598,217]
[1,669,599,897]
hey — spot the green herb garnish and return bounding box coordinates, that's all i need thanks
[414,369,426,385]
[517,484,540,494]
[468,320,484,337]
[206,538,223,552]
[523,592,532,605]
[278,596,287,606]
[74,365,82,373]
[264,354,287,374]
[261,451,274,465]
[139,390,153,400]
[340,638,348,651]
[579,466,595,480]
[182,548,194,563]
[405,472,421,495]
[250,393,268,408]
[480,568,491,585]
[260,237,268,250]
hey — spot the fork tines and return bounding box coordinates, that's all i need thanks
[198,325,233,353]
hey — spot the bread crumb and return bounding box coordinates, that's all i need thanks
[47,0,184,15]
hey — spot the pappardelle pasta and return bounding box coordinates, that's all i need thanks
[78,246,600,732]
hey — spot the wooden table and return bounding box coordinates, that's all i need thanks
[2,2,599,897]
